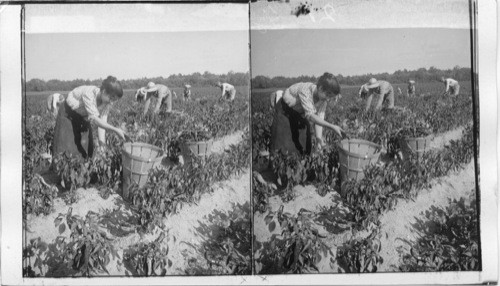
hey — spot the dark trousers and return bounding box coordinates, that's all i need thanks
[270,99,312,156]
[53,102,94,160]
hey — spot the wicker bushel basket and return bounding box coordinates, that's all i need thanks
[338,139,382,182]
[399,135,432,159]
[180,140,214,161]
[122,142,164,201]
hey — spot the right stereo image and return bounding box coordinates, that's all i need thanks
[251,0,480,275]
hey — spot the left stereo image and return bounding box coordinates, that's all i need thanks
[22,3,251,277]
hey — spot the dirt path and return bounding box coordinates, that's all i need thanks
[429,126,465,150]
[211,130,246,154]
[377,162,476,271]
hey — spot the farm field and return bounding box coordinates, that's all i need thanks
[23,86,251,276]
[252,81,479,274]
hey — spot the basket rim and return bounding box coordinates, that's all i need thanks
[337,139,382,159]
[122,142,164,163]
[400,134,434,140]
[182,139,214,145]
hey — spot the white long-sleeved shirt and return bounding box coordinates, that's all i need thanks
[444,78,459,92]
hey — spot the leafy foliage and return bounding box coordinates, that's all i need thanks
[54,208,119,277]
[269,146,340,203]
[252,81,477,274]
[252,171,277,214]
[399,195,479,271]
[124,232,172,276]
[198,202,252,275]
[52,148,122,203]
[336,229,383,273]
[23,237,47,277]
[340,124,475,229]
[262,206,333,274]
[23,174,59,216]
[129,136,250,231]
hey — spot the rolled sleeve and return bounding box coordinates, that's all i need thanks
[82,92,100,118]
[299,92,316,119]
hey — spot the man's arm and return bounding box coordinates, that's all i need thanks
[221,84,226,98]
[143,97,152,116]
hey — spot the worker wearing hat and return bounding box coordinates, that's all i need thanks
[136,82,174,116]
[363,78,395,112]
[441,77,460,96]
[407,79,416,97]
[183,84,192,101]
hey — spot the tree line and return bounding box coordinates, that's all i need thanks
[251,66,472,89]
[26,71,250,92]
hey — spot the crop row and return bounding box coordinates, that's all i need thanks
[24,200,252,277]
[254,124,476,273]
[252,84,473,161]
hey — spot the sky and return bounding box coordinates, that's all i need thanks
[25,3,249,80]
[26,32,249,81]
[24,1,472,80]
[250,28,471,77]
[249,0,471,78]
[251,0,470,30]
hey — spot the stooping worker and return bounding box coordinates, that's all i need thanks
[136,82,174,116]
[441,77,460,96]
[46,93,65,119]
[52,76,128,159]
[407,79,416,97]
[270,90,283,109]
[183,84,192,101]
[270,72,347,156]
[363,78,395,112]
[397,87,403,96]
[216,81,236,102]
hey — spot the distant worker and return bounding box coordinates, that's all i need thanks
[407,80,416,97]
[216,82,236,102]
[183,84,192,101]
[397,87,403,96]
[135,82,174,116]
[46,93,65,118]
[441,77,460,97]
[270,90,283,109]
[363,78,395,112]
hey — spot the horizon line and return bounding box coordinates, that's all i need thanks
[26,70,251,82]
[251,65,472,79]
